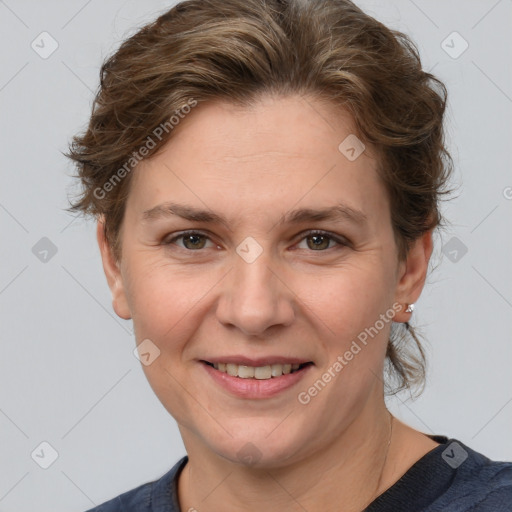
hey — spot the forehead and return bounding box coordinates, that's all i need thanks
[128,95,387,226]
[159,95,373,162]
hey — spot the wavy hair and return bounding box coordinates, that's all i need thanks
[66,0,453,395]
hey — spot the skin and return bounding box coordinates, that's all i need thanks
[98,95,439,512]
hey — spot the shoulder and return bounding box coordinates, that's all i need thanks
[368,436,512,512]
[84,482,151,512]
[428,439,512,511]
[84,456,188,512]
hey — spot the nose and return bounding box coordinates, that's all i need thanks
[215,247,295,337]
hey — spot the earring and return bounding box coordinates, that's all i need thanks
[405,303,415,314]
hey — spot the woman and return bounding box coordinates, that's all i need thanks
[67,0,512,510]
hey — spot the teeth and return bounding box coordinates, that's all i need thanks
[238,365,255,378]
[271,364,283,377]
[226,363,238,377]
[254,366,272,379]
[211,362,306,379]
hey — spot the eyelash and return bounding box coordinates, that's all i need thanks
[162,229,349,252]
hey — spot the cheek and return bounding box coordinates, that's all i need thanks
[294,262,396,340]
[125,248,397,353]
[127,263,206,343]
[124,262,209,422]
[292,269,396,412]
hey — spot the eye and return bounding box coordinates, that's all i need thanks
[296,230,347,251]
[162,229,348,252]
[163,231,215,250]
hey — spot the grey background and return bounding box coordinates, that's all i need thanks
[0,0,511,510]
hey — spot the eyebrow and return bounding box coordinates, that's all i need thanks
[142,201,367,227]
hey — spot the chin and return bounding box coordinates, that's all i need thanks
[202,419,312,469]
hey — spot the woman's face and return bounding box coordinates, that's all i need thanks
[100,95,427,467]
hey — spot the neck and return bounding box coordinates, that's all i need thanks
[177,404,396,512]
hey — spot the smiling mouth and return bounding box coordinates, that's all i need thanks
[201,361,313,380]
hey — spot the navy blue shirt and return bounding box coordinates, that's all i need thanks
[86,436,512,511]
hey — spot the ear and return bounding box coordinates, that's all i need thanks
[393,230,433,322]
[96,219,132,320]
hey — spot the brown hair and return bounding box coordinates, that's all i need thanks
[66,0,453,395]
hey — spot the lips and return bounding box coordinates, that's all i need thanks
[204,355,312,366]
[202,361,313,379]
[201,358,314,399]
